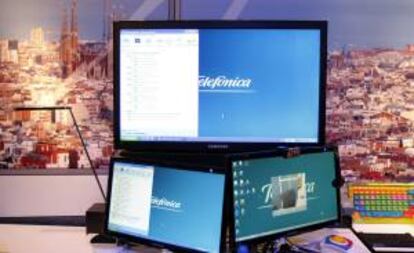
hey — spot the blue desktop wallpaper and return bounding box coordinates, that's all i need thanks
[147,167,225,252]
[198,29,321,140]
[233,152,338,241]
[109,165,225,252]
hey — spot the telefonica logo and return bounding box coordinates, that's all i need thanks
[199,75,252,89]
[261,182,316,205]
[152,196,182,211]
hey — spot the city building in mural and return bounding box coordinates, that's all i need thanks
[0,0,115,170]
[327,45,414,183]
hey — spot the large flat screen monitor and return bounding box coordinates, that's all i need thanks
[114,21,327,153]
[105,157,226,252]
[228,147,340,243]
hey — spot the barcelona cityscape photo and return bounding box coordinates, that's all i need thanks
[1,0,414,187]
[0,0,114,170]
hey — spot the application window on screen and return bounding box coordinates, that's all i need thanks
[120,30,199,140]
[108,163,154,236]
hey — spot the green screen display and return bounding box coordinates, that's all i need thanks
[232,151,339,242]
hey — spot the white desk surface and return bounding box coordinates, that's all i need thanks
[0,224,161,253]
[3,223,414,253]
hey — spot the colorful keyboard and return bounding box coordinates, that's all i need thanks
[348,183,414,224]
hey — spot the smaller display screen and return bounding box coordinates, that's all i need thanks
[107,160,226,252]
[231,151,339,242]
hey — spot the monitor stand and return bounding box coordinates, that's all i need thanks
[118,239,175,253]
[90,234,116,244]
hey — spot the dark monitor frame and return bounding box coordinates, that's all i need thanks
[104,156,228,253]
[226,146,342,246]
[113,20,328,153]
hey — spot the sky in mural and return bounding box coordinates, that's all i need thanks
[0,0,167,42]
[2,0,414,48]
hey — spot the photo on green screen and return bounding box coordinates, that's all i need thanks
[271,173,307,216]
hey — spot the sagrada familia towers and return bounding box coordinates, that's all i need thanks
[60,0,79,78]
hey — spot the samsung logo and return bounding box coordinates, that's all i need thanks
[208,144,229,149]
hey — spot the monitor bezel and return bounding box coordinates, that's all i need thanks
[226,146,342,246]
[104,156,227,253]
[113,20,328,153]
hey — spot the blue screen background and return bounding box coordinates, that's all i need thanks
[198,29,321,139]
[148,167,224,252]
[110,165,225,252]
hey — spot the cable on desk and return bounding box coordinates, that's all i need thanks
[285,237,320,253]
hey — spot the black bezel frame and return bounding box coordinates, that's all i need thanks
[104,156,228,253]
[113,20,328,153]
[226,146,342,247]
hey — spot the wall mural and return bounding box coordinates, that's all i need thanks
[2,0,414,190]
[0,2,107,171]
[327,47,414,182]
[0,0,164,172]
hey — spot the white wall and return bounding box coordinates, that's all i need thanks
[0,175,107,217]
